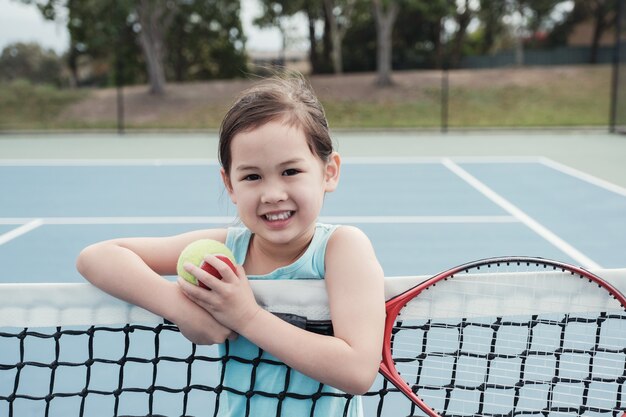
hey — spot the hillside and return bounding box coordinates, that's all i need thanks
[1,65,613,130]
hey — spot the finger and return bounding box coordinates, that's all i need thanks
[201,254,238,283]
[177,277,221,313]
[178,275,215,304]
[234,264,247,281]
[183,261,220,290]
[178,275,203,299]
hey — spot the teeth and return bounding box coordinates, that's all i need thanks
[265,211,292,221]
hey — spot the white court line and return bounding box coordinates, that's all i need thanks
[441,158,602,270]
[0,219,44,246]
[539,157,626,198]
[0,216,518,226]
[338,156,543,164]
[0,159,217,166]
[0,217,236,225]
[341,157,446,164]
[320,216,517,224]
[447,156,544,164]
[0,156,543,167]
[0,157,441,166]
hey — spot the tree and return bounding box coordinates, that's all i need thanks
[21,0,143,87]
[342,0,458,72]
[0,42,64,85]
[136,1,177,94]
[491,0,564,66]
[301,0,328,74]
[167,1,247,81]
[22,0,246,92]
[372,0,399,86]
[449,0,478,68]
[581,0,617,64]
[323,0,357,74]
[342,1,376,72]
[255,0,305,67]
[524,0,564,47]
[477,0,508,54]
[254,0,338,74]
[546,0,617,63]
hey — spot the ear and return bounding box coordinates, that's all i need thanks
[220,168,237,204]
[323,152,341,192]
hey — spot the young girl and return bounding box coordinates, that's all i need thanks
[76,73,385,417]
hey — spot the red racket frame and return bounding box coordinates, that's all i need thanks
[378,256,626,417]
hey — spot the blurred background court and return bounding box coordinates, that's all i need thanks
[1,129,625,282]
[2,129,626,417]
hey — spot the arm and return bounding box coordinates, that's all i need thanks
[76,229,236,345]
[179,226,385,394]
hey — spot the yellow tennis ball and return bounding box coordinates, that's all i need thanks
[176,239,236,287]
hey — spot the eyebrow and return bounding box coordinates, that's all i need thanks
[234,158,306,172]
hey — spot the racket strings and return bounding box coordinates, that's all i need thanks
[383,394,621,417]
[390,316,626,357]
[386,263,626,416]
[388,362,626,397]
[388,358,625,413]
[402,276,621,320]
[390,322,626,372]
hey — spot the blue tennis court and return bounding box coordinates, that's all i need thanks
[1,132,626,417]
[1,148,625,283]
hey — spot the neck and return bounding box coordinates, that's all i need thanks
[245,228,315,275]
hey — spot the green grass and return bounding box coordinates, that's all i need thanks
[0,80,87,130]
[0,66,613,130]
[325,68,611,129]
[123,104,231,130]
[447,82,610,127]
[324,89,442,128]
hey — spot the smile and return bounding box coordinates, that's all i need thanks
[263,211,294,221]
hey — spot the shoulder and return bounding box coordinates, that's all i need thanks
[326,225,379,267]
[327,225,373,248]
[323,226,384,331]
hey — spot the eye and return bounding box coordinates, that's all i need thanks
[243,173,261,181]
[282,169,300,176]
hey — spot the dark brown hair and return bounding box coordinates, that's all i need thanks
[218,72,333,175]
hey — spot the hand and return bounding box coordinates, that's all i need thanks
[167,281,238,345]
[178,254,262,334]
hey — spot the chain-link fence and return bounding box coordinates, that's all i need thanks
[0,1,623,133]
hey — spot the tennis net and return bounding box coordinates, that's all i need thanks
[2,269,626,417]
[0,279,417,417]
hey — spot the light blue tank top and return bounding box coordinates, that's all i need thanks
[216,223,363,417]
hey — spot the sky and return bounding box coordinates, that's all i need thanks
[0,0,289,54]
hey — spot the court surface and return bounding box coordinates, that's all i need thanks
[1,130,625,283]
[1,131,626,416]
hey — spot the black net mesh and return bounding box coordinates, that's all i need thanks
[3,311,626,417]
[391,313,626,417]
[0,323,407,417]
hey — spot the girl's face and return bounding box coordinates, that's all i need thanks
[221,119,340,247]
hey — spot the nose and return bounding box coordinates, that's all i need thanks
[260,181,288,204]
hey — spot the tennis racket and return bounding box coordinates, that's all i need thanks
[378,256,626,417]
